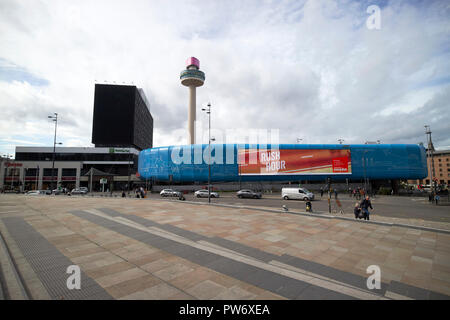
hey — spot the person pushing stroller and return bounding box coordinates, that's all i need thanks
[360,196,373,220]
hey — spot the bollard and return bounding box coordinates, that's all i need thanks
[305,201,312,212]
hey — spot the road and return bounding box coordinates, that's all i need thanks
[145,192,450,223]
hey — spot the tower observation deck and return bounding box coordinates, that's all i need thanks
[180,57,205,144]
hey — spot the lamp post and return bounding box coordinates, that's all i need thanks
[23,167,27,192]
[35,165,39,190]
[362,150,369,193]
[239,153,242,190]
[3,154,13,190]
[202,103,212,203]
[48,113,62,192]
[425,125,437,203]
[127,152,132,195]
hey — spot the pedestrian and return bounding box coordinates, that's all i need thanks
[320,188,324,198]
[334,189,338,199]
[360,196,373,221]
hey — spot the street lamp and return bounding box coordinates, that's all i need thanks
[23,167,27,192]
[3,154,13,190]
[425,125,437,202]
[202,103,212,203]
[362,150,369,194]
[48,113,62,192]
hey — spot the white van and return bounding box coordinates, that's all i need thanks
[282,188,314,201]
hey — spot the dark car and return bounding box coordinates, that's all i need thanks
[236,189,262,199]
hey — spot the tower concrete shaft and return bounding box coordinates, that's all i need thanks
[188,86,196,145]
[180,57,205,145]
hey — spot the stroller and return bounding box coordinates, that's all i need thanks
[354,203,363,219]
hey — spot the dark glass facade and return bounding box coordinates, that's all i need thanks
[91,84,153,151]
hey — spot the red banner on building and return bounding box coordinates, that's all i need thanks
[238,149,351,175]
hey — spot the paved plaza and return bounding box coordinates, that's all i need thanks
[0,194,449,300]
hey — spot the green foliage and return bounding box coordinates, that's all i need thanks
[377,187,392,195]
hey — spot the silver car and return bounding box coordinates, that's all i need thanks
[195,189,219,198]
[160,189,181,197]
[26,190,44,196]
[71,188,88,195]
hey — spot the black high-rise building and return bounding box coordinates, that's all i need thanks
[92,84,153,151]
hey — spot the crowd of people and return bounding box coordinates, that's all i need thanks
[350,187,369,200]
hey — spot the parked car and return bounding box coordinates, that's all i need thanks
[52,188,63,195]
[236,189,262,199]
[195,189,219,198]
[160,189,181,197]
[71,188,88,195]
[26,190,44,196]
[282,187,314,201]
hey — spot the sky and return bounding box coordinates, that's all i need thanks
[0,0,449,158]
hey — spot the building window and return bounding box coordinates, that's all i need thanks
[43,168,56,176]
[62,168,77,176]
[25,168,38,176]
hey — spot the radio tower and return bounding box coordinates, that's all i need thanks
[180,57,205,144]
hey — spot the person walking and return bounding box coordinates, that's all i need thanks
[360,196,373,221]
[320,188,324,198]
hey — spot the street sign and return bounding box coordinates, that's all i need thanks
[100,178,107,193]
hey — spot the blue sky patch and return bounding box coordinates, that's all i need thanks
[0,58,49,86]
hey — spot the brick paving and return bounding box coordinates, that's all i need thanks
[0,194,449,300]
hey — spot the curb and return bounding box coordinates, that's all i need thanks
[163,198,450,235]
